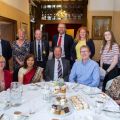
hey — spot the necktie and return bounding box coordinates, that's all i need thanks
[58,59,62,78]
[38,41,41,61]
[57,36,62,46]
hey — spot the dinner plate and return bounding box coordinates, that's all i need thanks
[82,87,101,95]
[102,106,120,118]
[28,84,38,90]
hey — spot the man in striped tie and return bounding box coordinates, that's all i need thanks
[45,46,70,81]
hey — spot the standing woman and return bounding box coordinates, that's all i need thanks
[71,27,95,61]
[12,29,30,81]
[100,30,119,92]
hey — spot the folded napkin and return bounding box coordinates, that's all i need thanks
[99,67,106,80]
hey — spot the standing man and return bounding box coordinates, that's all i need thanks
[45,46,70,81]
[0,31,12,69]
[30,29,49,68]
[52,23,74,62]
[69,45,100,87]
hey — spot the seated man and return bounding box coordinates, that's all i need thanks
[69,45,100,87]
[45,46,70,81]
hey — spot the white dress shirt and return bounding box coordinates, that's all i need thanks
[57,34,65,58]
[0,40,2,55]
[36,40,43,61]
[54,58,63,80]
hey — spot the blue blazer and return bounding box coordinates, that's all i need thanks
[71,39,95,61]
[52,34,74,60]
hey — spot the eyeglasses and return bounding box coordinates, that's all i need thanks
[80,51,89,53]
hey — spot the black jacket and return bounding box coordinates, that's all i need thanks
[52,34,74,60]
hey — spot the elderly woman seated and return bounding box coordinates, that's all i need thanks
[105,75,120,105]
[0,55,12,92]
[18,54,43,84]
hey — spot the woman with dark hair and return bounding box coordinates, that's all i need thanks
[0,55,12,91]
[100,30,119,91]
[71,26,95,61]
[18,54,43,84]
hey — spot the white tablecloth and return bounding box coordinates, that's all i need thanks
[0,82,120,120]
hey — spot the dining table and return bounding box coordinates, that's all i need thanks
[0,81,120,120]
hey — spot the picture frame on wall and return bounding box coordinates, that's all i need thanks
[92,16,112,40]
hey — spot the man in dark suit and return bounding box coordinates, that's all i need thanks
[52,23,74,61]
[45,46,70,82]
[0,31,12,69]
[30,29,49,68]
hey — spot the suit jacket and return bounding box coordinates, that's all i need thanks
[30,40,49,62]
[71,39,95,62]
[45,58,70,82]
[52,34,74,60]
[1,39,12,69]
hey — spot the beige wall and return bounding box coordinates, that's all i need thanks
[0,0,29,14]
[0,0,30,39]
[87,0,120,61]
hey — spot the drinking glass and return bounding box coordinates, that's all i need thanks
[10,82,22,106]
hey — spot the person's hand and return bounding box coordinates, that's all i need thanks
[105,70,109,75]
[19,61,24,66]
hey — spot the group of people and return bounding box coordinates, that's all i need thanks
[0,23,120,105]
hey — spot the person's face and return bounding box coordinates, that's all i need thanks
[54,48,62,59]
[35,30,42,40]
[0,60,5,70]
[26,57,35,68]
[58,24,66,35]
[79,29,87,39]
[80,48,90,60]
[104,31,112,42]
[18,31,25,40]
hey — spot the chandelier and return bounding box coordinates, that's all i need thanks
[56,0,67,19]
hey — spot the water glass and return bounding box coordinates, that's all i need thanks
[10,82,22,106]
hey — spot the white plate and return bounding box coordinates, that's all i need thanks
[104,111,120,118]
[82,87,101,95]
[28,84,38,90]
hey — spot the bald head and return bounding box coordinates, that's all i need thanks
[35,29,42,40]
[58,23,66,35]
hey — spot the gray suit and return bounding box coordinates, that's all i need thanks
[45,58,70,82]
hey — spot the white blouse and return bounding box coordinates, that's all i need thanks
[18,67,28,78]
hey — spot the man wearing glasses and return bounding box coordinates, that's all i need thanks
[69,45,100,87]
[52,23,73,62]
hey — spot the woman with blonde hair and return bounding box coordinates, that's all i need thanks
[71,26,95,61]
[0,55,12,92]
[12,28,30,81]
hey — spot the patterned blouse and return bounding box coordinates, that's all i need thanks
[12,40,30,69]
[106,76,120,100]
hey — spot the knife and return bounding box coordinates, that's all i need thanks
[103,109,120,113]
[0,114,4,120]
